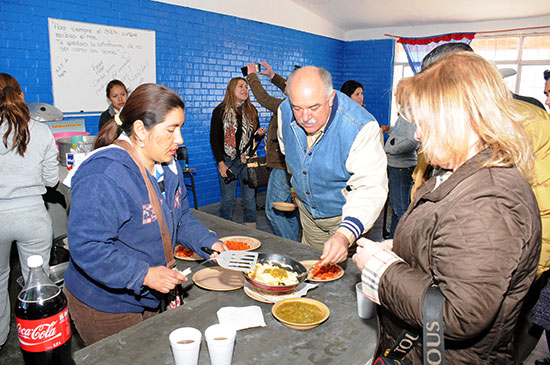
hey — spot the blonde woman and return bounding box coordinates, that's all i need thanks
[353,52,541,363]
[210,77,266,227]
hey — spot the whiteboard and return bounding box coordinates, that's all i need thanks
[48,18,156,113]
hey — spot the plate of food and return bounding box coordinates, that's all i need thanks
[192,267,244,291]
[174,245,202,261]
[272,298,330,330]
[243,281,314,304]
[300,260,344,282]
[242,253,307,292]
[219,236,261,251]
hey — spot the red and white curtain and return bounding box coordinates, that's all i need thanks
[398,33,476,73]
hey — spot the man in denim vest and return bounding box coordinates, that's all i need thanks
[277,66,387,263]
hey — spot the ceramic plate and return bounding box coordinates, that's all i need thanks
[242,281,302,304]
[219,236,261,251]
[174,245,202,261]
[192,267,244,291]
[272,298,330,330]
[272,202,297,211]
[300,260,344,282]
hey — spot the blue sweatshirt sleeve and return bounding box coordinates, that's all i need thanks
[175,185,220,259]
[68,173,150,295]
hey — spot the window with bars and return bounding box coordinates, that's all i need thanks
[390,32,550,124]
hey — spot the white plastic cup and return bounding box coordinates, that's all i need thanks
[169,327,202,365]
[205,324,237,365]
[356,282,377,319]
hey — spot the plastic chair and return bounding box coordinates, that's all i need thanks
[176,145,198,209]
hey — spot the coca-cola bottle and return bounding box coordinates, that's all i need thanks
[15,255,74,365]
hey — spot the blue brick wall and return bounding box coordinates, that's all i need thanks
[0,0,394,207]
[343,39,395,126]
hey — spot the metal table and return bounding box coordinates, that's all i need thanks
[74,210,377,365]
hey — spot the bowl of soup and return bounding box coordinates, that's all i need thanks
[272,298,330,330]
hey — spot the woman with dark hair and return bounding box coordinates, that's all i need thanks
[340,80,364,106]
[210,77,266,227]
[98,79,128,130]
[0,73,58,346]
[64,83,227,345]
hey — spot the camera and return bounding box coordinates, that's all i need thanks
[241,63,261,77]
[224,169,236,184]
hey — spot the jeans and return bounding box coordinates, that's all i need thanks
[218,157,256,223]
[388,166,415,238]
[265,168,300,241]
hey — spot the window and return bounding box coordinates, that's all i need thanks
[390,42,414,124]
[391,32,550,122]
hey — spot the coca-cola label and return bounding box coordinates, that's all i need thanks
[16,307,71,352]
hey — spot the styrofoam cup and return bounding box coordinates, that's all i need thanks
[169,327,202,365]
[205,324,236,365]
[356,282,377,319]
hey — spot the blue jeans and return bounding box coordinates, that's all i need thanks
[388,166,415,238]
[218,157,256,223]
[265,168,300,241]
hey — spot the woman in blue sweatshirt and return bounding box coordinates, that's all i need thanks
[64,83,227,345]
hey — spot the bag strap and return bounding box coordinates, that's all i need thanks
[384,285,445,363]
[114,140,176,269]
[422,285,445,365]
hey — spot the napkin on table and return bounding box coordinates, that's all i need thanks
[217,305,266,330]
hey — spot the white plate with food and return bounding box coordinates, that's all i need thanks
[300,260,344,282]
[219,236,261,251]
[174,245,202,261]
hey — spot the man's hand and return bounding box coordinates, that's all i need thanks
[320,232,349,264]
[255,126,267,137]
[218,161,229,178]
[259,62,275,79]
[143,266,186,294]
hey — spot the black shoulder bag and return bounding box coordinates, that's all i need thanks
[225,135,271,189]
[374,285,445,365]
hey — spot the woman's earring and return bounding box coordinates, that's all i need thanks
[140,142,145,148]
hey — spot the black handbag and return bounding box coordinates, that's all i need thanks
[374,285,445,365]
[246,156,271,189]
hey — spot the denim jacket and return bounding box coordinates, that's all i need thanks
[278,91,388,240]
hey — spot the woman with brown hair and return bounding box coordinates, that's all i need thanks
[210,77,266,227]
[64,83,227,345]
[353,52,541,363]
[0,73,58,346]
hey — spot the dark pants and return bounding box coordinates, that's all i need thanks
[64,287,158,346]
[388,166,415,238]
[514,270,550,363]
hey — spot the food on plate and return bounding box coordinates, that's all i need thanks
[175,245,195,258]
[224,240,251,251]
[311,264,341,280]
[276,301,324,324]
[246,263,299,286]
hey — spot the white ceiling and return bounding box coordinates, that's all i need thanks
[155,0,550,40]
[290,0,550,31]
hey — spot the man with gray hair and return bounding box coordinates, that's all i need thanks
[277,66,387,264]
